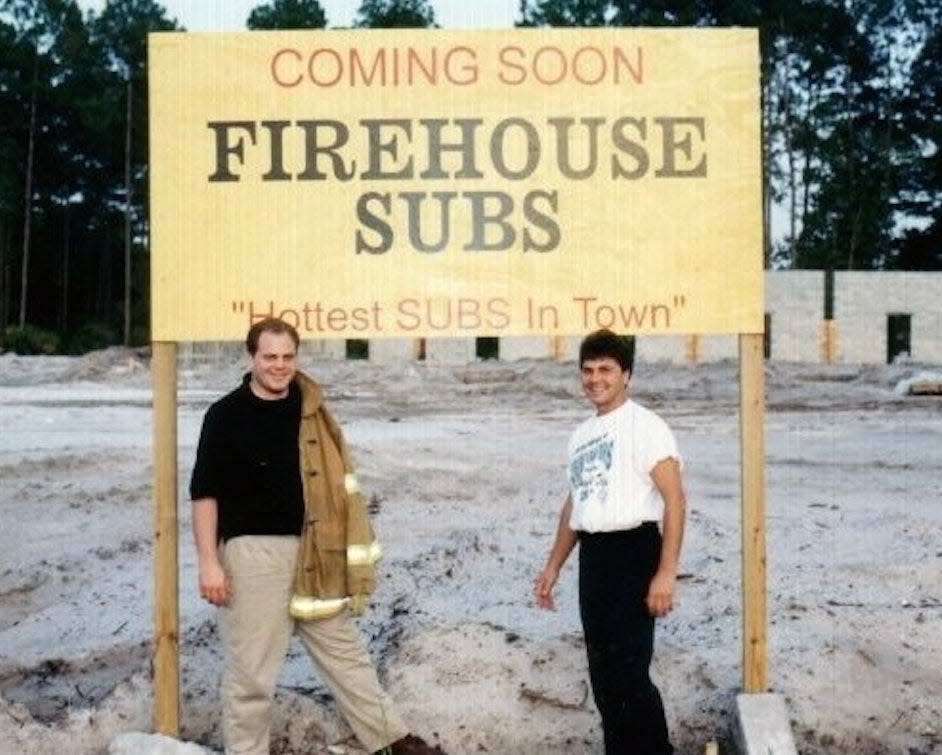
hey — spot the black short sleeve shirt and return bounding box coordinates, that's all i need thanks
[190,377,304,541]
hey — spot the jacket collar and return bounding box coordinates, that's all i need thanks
[294,370,324,417]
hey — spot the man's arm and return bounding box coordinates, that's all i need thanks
[192,497,230,606]
[534,495,578,611]
[646,458,686,617]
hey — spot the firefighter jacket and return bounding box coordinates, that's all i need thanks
[289,371,381,620]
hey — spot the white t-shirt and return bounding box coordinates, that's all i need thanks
[567,399,681,533]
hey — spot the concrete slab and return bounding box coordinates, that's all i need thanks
[109,732,214,755]
[734,693,798,755]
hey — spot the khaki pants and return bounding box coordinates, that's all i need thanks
[218,536,408,754]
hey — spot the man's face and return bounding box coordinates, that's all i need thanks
[249,331,297,399]
[581,356,629,414]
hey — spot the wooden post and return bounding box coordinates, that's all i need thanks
[821,268,837,364]
[550,335,565,362]
[820,320,838,364]
[739,333,767,692]
[412,337,426,361]
[152,341,180,735]
[685,334,701,364]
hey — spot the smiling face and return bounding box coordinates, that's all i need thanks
[249,330,297,400]
[581,356,629,415]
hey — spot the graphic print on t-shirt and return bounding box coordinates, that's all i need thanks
[569,433,614,506]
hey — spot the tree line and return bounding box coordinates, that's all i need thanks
[0,0,939,353]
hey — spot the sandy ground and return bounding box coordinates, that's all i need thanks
[0,347,940,755]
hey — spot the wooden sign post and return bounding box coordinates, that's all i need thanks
[739,333,767,691]
[152,341,179,734]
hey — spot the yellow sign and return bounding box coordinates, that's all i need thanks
[149,28,762,340]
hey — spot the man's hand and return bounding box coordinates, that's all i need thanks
[349,593,367,616]
[646,569,676,617]
[192,498,229,605]
[535,496,577,612]
[534,565,560,611]
[649,458,685,618]
[199,557,231,606]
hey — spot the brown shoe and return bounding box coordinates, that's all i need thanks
[374,733,446,755]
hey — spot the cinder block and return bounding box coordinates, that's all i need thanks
[734,693,798,755]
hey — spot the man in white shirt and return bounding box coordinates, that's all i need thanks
[535,329,687,755]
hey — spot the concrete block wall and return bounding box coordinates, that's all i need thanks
[634,335,685,363]
[835,271,942,364]
[498,335,560,361]
[177,341,244,372]
[304,339,346,360]
[424,337,477,362]
[765,271,823,362]
[366,338,415,362]
[911,282,942,363]
[638,335,738,363]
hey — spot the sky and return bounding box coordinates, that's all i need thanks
[77,0,521,30]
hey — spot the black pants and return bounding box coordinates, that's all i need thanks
[579,525,673,755]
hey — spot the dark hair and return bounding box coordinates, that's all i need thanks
[246,317,300,355]
[579,329,635,372]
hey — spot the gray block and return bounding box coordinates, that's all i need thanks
[734,693,798,755]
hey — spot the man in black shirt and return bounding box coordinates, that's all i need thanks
[191,317,442,755]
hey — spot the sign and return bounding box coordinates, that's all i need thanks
[149,28,762,340]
